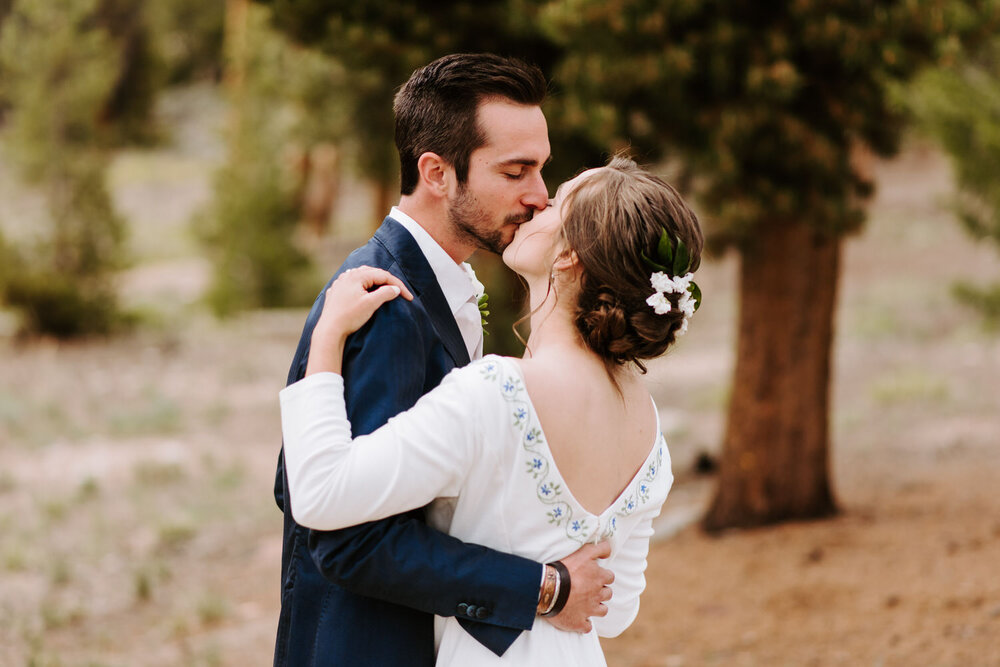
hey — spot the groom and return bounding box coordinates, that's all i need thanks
[274,54,614,667]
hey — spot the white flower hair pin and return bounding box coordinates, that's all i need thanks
[642,229,702,336]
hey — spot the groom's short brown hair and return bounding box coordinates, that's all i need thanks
[394,53,547,195]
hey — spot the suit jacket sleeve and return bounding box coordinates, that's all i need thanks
[294,296,541,635]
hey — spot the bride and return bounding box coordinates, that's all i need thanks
[280,156,703,665]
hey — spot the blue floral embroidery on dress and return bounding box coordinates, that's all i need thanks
[611,443,665,525]
[525,457,545,477]
[484,355,668,545]
[487,357,581,542]
[480,363,499,382]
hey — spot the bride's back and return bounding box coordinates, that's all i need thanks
[516,352,658,516]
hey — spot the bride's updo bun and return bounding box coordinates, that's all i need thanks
[560,156,703,371]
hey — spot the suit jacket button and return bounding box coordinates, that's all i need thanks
[476,607,489,619]
[457,603,468,616]
[466,605,478,617]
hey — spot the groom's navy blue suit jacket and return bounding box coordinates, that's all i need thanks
[273,218,541,667]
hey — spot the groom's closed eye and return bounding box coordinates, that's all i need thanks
[498,156,546,181]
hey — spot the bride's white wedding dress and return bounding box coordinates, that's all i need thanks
[280,355,673,666]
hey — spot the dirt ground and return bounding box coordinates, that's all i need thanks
[2,134,999,666]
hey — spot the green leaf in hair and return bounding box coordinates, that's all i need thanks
[657,229,674,267]
[641,251,669,273]
[689,282,702,312]
[673,238,690,276]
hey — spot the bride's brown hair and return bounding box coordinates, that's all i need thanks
[559,156,703,373]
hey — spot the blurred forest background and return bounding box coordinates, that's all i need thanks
[1,0,1000,665]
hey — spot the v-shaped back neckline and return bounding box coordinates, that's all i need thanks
[501,356,664,519]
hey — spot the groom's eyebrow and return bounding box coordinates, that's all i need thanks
[498,155,553,168]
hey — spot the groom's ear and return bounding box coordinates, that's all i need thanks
[416,152,453,198]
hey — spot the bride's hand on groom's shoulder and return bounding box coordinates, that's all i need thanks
[321,266,413,335]
[547,541,614,634]
[306,266,413,376]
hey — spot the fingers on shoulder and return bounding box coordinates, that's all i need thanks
[349,266,413,300]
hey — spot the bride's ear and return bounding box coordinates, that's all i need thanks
[552,249,580,274]
[416,152,453,198]
[551,249,582,287]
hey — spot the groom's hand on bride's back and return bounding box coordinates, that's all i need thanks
[547,540,614,633]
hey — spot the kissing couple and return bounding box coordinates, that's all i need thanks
[273,52,703,667]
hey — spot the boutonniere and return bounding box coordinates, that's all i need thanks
[477,291,490,335]
[461,262,489,335]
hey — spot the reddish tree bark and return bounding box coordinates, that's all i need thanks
[373,180,394,233]
[299,142,341,237]
[704,222,840,531]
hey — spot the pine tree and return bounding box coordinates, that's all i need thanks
[0,0,129,336]
[196,0,320,316]
[542,0,996,529]
[911,37,1000,325]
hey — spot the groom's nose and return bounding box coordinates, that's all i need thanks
[521,171,549,211]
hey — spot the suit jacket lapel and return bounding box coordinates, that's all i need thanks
[373,217,471,367]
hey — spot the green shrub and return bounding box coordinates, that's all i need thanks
[910,38,1000,324]
[196,5,322,316]
[953,281,1000,327]
[0,0,131,336]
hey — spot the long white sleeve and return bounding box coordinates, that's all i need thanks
[279,367,485,531]
[593,507,658,638]
[593,446,673,638]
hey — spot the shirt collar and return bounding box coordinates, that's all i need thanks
[390,207,482,314]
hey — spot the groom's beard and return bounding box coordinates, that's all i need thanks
[448,185,534,255]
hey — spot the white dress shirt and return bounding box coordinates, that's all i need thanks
[280,355,673,665]
[390,207,483,360]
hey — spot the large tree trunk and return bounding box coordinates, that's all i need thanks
[703,222,840,531]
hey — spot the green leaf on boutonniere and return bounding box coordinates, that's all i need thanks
[478,292,490,334]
